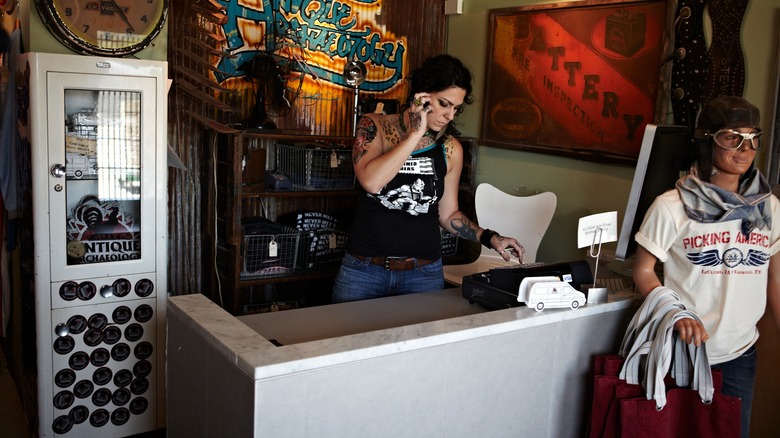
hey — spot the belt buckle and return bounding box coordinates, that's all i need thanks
[384,256,405,270]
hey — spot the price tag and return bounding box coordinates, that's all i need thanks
[329,233,337,249]
[66,135,97,155]
[330,151,338,168]
[269,239,278,257]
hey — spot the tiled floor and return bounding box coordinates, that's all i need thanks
[0,345,30,437]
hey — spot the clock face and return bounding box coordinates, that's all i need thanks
[35,0,169,56]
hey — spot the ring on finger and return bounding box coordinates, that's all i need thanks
[413,97,422,106]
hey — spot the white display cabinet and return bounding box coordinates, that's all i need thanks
[15,53,167,437]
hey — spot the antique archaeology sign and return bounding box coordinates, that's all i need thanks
[66,196,140,265]
[484,2,668,162]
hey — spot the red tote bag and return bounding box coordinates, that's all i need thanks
[620,389,741,438]
[588,354,643,438]
[588,356,738,438]
[620,307,741,438]
[590,288,741,438]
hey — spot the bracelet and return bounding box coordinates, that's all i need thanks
[480,229,498,249]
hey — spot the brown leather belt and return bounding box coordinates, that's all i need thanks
[352,255,436,271]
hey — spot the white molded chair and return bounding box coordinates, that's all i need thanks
[443,183,557,286]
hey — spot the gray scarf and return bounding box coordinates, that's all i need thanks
[676,169,772,237]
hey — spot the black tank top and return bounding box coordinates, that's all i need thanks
[347,139,448,259]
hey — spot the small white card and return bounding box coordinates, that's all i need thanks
[577,211,618,249]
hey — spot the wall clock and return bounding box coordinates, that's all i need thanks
[34,0,169,57]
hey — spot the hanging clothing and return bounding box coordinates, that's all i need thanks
[0,27,21,336]
[1,27,20,218]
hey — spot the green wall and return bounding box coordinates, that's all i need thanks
[447,0,780,262]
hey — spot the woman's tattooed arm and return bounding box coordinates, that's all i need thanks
[449,215,479,241]
[352,116,377,165]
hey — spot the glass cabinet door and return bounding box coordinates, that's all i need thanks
[47,72,157,282]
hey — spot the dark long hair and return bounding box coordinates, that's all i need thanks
[405,54,474,108]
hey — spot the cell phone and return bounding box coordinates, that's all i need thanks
[423,102,430,109]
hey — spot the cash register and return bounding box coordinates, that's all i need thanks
[461,260,593,310]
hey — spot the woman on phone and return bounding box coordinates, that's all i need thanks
[332,54,525,303]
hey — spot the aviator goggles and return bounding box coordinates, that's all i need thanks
[706,128,763,151]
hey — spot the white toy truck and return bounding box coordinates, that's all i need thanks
[517,276,587,311]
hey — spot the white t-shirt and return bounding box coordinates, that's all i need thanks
[635,189,780,364]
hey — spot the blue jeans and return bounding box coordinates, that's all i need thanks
[712,345,757,438]
[332,253,444,303]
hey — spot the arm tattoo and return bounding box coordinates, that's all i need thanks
[419,133,436,149]
[444,138,454,160]
[352,117,377,164]
[450,216,478,241]
[409,112,423,131]
[381,118,402,147]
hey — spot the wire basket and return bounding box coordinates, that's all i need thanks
[276,142,355,190]
[65,123,98,180]
[241,233,301,278]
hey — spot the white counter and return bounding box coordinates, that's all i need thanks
[167,288,637,437]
